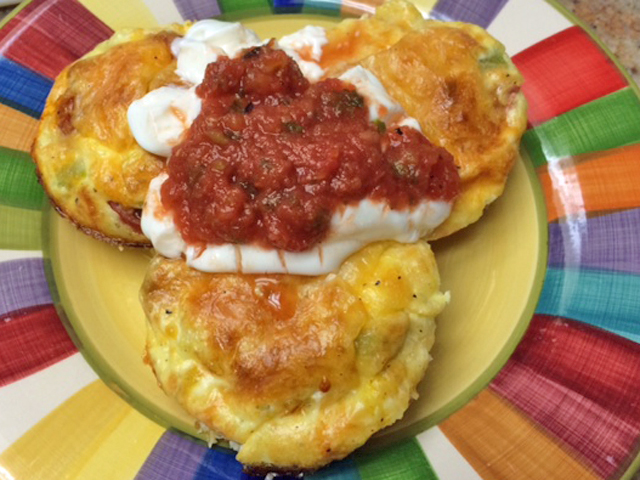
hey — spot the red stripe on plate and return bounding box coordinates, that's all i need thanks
[491,314,640,478]
[0,0,113,80]
[513,27,627,126]
[0,304,77,386]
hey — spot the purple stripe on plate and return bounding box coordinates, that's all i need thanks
[0,258,52,318]
[134,430,208,480]
[429,0,509,28]
[549,208,640,275]
[173,0,221,20]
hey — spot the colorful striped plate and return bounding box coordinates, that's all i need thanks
[1,0,640,479]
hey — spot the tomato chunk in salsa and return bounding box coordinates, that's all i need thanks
[162,43,460,252]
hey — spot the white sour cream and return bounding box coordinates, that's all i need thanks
[131,20,451,275]
[127,86,201,157]
[142,174,451,275]
[127,21,422,159]
[338,66,424,132]
[278,25,328,82]
[172,19,262,85]
[128,20,262,157]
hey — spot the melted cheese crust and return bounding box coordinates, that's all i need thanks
[141,241,447,471]
[35,1,526,245]
[34,3,526,470]
[322,0,528,239]
[319,0,424,72]
[33,26,188,245]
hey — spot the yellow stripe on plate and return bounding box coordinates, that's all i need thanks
[0,104,39,153]
[0,380,164,480]
[439,389,601,480]
[77,0,159,30]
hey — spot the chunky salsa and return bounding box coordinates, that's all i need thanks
[162,43,459,252]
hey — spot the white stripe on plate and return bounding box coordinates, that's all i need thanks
[0,353,98,454]
[488,0,573,56]
[417,426,484,480]
[141,0,183,25]
[0,250,43,262]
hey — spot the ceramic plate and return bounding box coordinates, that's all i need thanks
[1,0,640,479]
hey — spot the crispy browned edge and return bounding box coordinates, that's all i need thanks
[31,140,151,248]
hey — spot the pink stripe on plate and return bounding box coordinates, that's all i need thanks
[491,314,640,478]
[0,304,77,386]
[0,0,113,79]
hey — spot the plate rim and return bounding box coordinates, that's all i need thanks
[1,0,639,477]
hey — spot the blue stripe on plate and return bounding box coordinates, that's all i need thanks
[193,447,252,480]
[0,56,52,119]
[536,266,640,343]
[273,0,303,13]
[194,446,301,480]
[196,443,360,479]
[308,457,361,479]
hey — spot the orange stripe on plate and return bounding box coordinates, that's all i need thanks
[0,380,164,480]
[0,103,39,152]
[439,389,600,480]
[538,143,640,223]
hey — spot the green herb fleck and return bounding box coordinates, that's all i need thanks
[374,119,386,133]
[283,121,304,134]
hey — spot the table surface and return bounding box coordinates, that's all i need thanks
[0,0,638,84]
[557,0,640,86]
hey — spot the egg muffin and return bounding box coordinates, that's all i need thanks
[319,0,424,70]
[140,241,448,472]
[322,0,528,239]
[33,25,188,246]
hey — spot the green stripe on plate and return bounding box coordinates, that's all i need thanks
[354,438,438,480]
[217,0,273,15]
[523,87,640,168]
[0,204,42,250]
[0,146,45,210]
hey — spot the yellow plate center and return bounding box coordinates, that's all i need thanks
[44,14,547,449]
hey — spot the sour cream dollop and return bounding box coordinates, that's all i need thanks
[127,20,263,157]
[127,21,421,161]
[339,66,423,131]
[172,19,262,85]
[129,20,454,275]
[127,86,201,157]
[143,173,452,275]
[278,25,328,81]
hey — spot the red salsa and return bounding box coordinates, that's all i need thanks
[162,43,459,252]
